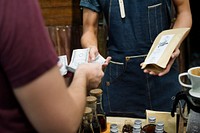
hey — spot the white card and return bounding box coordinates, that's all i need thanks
[68,48,90,72]
[91,54,106,65]
[67,48,106,72]
[58,55,68,76]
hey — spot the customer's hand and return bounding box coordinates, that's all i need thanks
[75,63,104,89]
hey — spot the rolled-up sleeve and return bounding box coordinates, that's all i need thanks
[80,0,101,12]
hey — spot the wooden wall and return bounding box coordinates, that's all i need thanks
[39,0,82,26]
[38,0,107,62]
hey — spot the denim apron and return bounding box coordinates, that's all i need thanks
[80,0,181,118]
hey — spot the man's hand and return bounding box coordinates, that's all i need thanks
[89,46,112,68]
[141,48,180,76]
[89,46,99,61]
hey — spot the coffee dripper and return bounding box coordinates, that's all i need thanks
[171,89,200,132]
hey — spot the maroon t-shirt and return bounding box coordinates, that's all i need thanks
[0,0,58,132]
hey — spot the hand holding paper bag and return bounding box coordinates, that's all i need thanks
[141,28,190,75]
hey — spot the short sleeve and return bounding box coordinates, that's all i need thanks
[80,0,101,12]
[0,0,58,88]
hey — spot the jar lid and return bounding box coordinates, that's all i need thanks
[110,123,118,129]
[86,96,97,103]
[156,121,164,126]
[84,107,92,114]
[148,116,156,123]
[110,127,118,133]
[134,119,142,125]
[133,124,141,130]
[90,88,103,96]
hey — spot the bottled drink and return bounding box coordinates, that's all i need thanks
[133,119,146,133]
[110,124,119,133]
[86,96,101,133]
[142,116,156,133]
[122,120,133,133]
[134,120,142,129]
[90,88,107,132]
[154,122,167,133]
[79,107,94,133]
[132,124,140,133]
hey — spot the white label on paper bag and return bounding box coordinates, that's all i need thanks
[145,34,174,64]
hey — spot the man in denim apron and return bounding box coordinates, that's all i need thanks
[80,0,192,118]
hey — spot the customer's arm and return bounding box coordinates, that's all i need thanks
[13,63,103,133]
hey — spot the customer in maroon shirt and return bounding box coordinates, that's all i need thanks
[0,0,110,132]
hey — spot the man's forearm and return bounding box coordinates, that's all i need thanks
[81,30,98,48]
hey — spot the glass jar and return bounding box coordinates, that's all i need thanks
[86,96,101,133]
[122,120,133,133]
[154,121,167,133]
[79,107,94,133]
[90,88,107,132]
[110,123,119,133]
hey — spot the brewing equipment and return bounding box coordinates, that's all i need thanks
[171,90,200,132]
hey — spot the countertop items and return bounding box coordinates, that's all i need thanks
[102,110,177,133]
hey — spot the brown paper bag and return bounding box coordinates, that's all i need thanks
[141,28,190,73]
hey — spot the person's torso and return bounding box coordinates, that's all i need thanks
[0,0,57,132]
[99,0,172,55]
